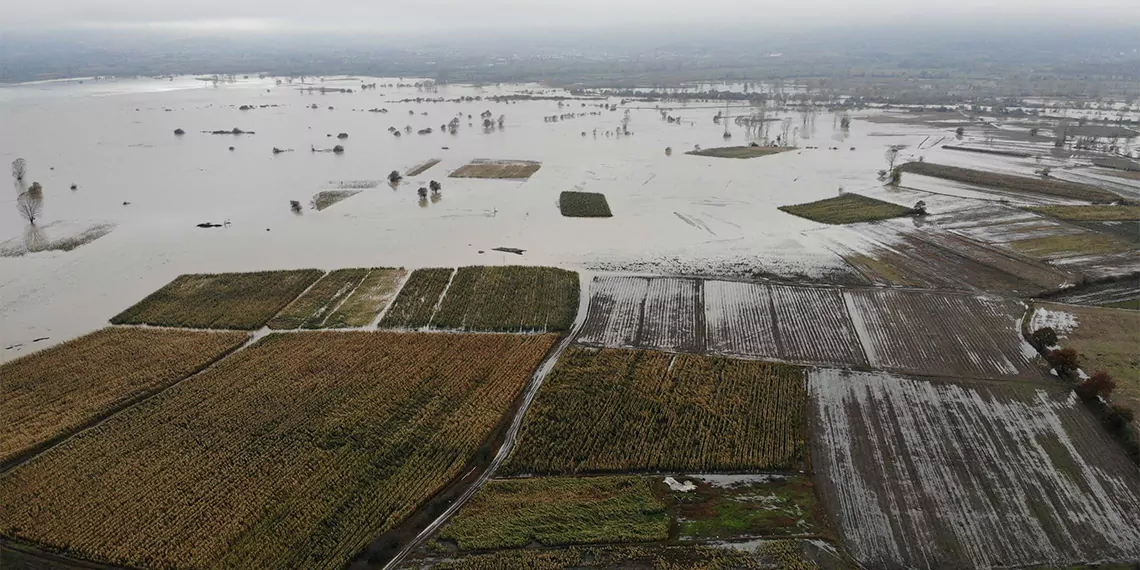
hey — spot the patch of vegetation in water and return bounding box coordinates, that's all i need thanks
[311,190,361,211]
[1028,205,1140,222]
[667,475,828,540]
[686,145,793,159]
[560,191,613,217]
[450,159,541,180]
[779,194,914,225]
[898,162,1124,204]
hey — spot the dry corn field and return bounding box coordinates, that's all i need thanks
[810,369,1140,569]
[0,327,247,466]
[110,269,324,330]
[503,347,807,475]
[449,159,542,180]
[0,331,559,570]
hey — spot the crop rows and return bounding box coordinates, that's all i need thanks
[413,545,770,570]
[311,190,360,211]
[810,369,1140,569]
[845,288,1039,379]
[449,160,542,180]
[0,327,248,466]
[111,269,324,330]
[558,191,613,217]
[406,159,441,177]
[436,476,667,550]
[779,193,914,225]
[322,268,407,328]
[268,268,370,329]
[579,276,1036,378]
[0,331,559,570]
[431,266,579,332]
[503,347,808,475]
[378,268,455,329]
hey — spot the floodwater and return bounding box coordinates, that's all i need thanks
[1,75,1134,361]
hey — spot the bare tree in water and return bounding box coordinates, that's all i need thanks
[885,147,900,171]
[17,191,43,225]
[11,158,26,181]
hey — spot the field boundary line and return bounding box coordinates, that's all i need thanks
[316,269,372,328]
[379,273,592,570]
[426,268,458,329]
[0,333,250,475]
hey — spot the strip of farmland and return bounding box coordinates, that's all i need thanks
[810,369,1140,569]
[578,275,1040,379]
[844,289,1040,380]
[0,332,559,570]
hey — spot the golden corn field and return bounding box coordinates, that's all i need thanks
[0,327,248,466]
[111,269,324,329]
[432,266,579,332]
[503,347,808,475]
[269,268,369,328]
[0,331,558,570]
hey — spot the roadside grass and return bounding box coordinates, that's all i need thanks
[687,146,793,159]
[779,194,914,225]
[1028,205,1140,222]
[435,476,668,550]
[311,190,360,211]
[407,159,441,177]
[1010,233,1132,259]
[421,545,774,569]
[267,268,370,330]
[898,162,1123,203]
[559,191,613,218]
[110,269,324,330]
[450,160,541,180]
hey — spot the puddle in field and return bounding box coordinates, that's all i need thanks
[0,76,1134,360]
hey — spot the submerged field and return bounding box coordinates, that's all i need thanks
[687,145,792,159]
[503,347,808,475]
[0,331,559,570]
[810,369,1140,569]
[111,270,324,330]
[899,162,1124,203]
[0,327,247,466]
[450,159,542,180]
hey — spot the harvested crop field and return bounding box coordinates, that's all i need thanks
[559,191,613,217]
[846,288,1040,379]
[435,476,668,550]
[406,158,441,177]
[311,189,361,210]
[810,369,1140,569]
[268,268,370,329]
[503,347,808,475]
[449,159,541,180]
[779,193,914,225]
[431,266,579,332]
[378,267,454,329]
[580,276,1038,379]
[1029,205,1140,221]
[0,331,559,570]
[686,145,792,159]
[0,327,247,467]
[110,269,323,329]
[898,162,1123,203]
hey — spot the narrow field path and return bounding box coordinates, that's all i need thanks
[377,273,593,570]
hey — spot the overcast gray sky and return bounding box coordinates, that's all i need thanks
[4,0,1140,32]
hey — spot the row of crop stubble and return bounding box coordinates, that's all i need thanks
[0,331,559,570]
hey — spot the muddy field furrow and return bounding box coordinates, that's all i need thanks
[576,277,648,348]
[638,278,702,353]
[703,280,779,357]
[811,369,1140,569]
[769,285,866,367]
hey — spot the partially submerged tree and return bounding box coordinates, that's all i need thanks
[11,158,26,181]
[1046,348,1081,376]
[388,170,403,183]
[888,168,902,186]
[17,191,43,225]
[885,147,900,171]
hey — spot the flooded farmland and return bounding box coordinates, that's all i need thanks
[4,75,1136,360]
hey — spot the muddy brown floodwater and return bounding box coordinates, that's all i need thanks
[1,76,1137,361]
